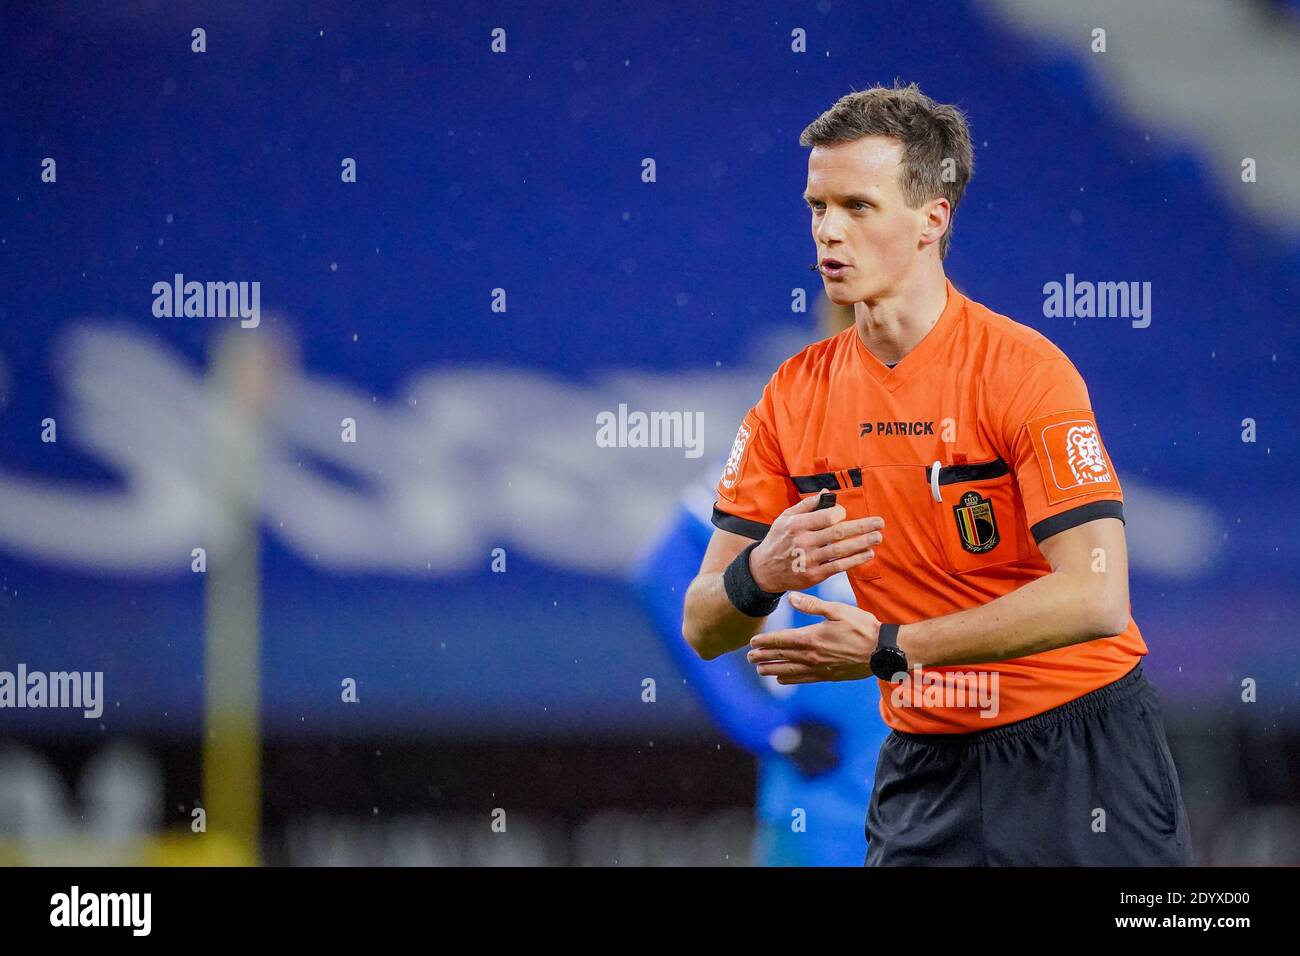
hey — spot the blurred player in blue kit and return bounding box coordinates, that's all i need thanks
[632,297,891,866]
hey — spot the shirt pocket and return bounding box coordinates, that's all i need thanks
[851,462,928,583]
[925,457,1027,575]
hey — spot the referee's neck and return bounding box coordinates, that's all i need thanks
[853,267,950,366]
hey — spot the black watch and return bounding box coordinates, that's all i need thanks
[870,623,908,681]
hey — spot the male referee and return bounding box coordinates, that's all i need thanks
[681,83,1192,866]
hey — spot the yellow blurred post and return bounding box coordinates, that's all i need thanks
[200,330,279,866]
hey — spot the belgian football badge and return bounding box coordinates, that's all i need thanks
[953,490,999,554]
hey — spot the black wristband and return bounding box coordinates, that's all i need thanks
[723,542,785,618]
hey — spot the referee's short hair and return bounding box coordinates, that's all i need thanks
[800,82,974,259]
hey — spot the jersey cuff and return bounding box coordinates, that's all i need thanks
[1030,499,1125,544]
[711,505,771,541]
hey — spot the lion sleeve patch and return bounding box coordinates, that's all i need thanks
[1026,408,1121,505]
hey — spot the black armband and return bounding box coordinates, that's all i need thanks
[723,542,784,618]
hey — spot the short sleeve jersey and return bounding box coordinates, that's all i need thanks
[713,279,1145,733]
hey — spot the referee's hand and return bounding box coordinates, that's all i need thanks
[747,592,880,684]
[749,493,883,594]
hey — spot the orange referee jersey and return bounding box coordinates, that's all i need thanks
[714,278,1146,734]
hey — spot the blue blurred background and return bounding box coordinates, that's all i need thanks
[1,0,1297,864]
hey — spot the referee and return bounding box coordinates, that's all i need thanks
[681,82,1192,865]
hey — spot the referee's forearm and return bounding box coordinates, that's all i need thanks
[898,569,1127,669]
[681,572,766,660]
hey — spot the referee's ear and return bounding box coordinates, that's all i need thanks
[919,196,951,254]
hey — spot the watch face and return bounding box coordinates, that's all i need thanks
[871,646,907,682]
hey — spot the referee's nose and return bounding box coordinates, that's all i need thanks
[813,207,847,247]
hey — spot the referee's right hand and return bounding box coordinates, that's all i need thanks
[750,494,884,593]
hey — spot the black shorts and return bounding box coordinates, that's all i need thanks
[865,663,1192,866]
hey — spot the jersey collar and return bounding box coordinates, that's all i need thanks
[852,278,966,392]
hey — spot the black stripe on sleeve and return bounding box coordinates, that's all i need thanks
[1030,499,1125,544]
[711,506,771,541]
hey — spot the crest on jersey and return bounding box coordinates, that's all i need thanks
[952,490,1000,554]
[720,422,751,491]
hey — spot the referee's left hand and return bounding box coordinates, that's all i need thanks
[746,591,880,683]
